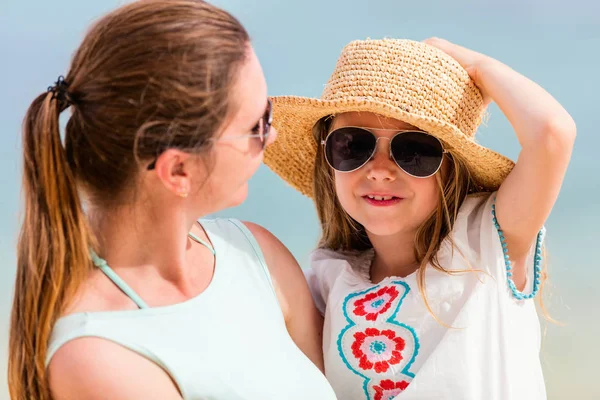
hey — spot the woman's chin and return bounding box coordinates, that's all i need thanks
[226,183,249,209]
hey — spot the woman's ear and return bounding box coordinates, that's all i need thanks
[153,149,194,198]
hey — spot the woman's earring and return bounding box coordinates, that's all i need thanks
[177,187,188,198]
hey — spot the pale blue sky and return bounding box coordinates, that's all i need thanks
[0,0,598,398]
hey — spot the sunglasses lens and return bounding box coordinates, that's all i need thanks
[391,131,444,177]
[325,128,376,172]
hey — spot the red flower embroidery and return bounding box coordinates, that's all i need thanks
[353,286,399,321]
[351,328,406,373]
[373,379,410,400]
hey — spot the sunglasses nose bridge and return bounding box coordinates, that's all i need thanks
[373,136,393,161]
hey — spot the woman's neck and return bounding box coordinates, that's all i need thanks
[89,200,200,288]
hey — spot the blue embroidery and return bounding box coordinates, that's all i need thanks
[371,299,385,309]
[370,341,386,354]
[337,281,420,400]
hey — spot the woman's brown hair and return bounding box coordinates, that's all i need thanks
[9,1,249,398]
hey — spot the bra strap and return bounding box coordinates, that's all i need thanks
[188,231,216,255]
[91,251,149,309]
[90,228,215,309]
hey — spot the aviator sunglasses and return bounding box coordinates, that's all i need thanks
[322,126,447,178]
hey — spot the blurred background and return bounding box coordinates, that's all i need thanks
[1,0,598,398]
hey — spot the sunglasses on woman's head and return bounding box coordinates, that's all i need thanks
[321,126,447,178]
[147,98,273,170]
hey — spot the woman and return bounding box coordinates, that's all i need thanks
[9,1,336,399]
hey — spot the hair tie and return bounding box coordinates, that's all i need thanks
[47,75,75,111]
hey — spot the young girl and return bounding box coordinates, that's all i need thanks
[10,1,336,399]
[264,38,575,399]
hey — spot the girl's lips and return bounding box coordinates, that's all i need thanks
[362,195,403,207]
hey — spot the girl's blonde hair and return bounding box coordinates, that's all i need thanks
[312,116,550,321]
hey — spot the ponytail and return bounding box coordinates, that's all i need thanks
[9,88,93,399]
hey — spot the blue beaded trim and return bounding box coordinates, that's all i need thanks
[491,197,545,300]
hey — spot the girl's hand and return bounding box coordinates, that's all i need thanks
[423,37,493,106]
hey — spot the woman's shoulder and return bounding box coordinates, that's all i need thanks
[48,335,182,400]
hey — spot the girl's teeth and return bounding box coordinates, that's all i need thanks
[368,195,393,201]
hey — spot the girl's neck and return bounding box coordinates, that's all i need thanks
[368,230,419,283]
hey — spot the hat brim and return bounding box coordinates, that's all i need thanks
[264,95,514,198]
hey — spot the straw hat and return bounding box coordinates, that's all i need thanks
[263,38,514,198]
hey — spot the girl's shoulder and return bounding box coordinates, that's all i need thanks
[435,191,499,272]
[452,191,496,243]
[306,248,375,315]
[310,247,374,281]
[457,191,494,219]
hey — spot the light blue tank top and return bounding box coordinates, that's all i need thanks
[46,218,337,400]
